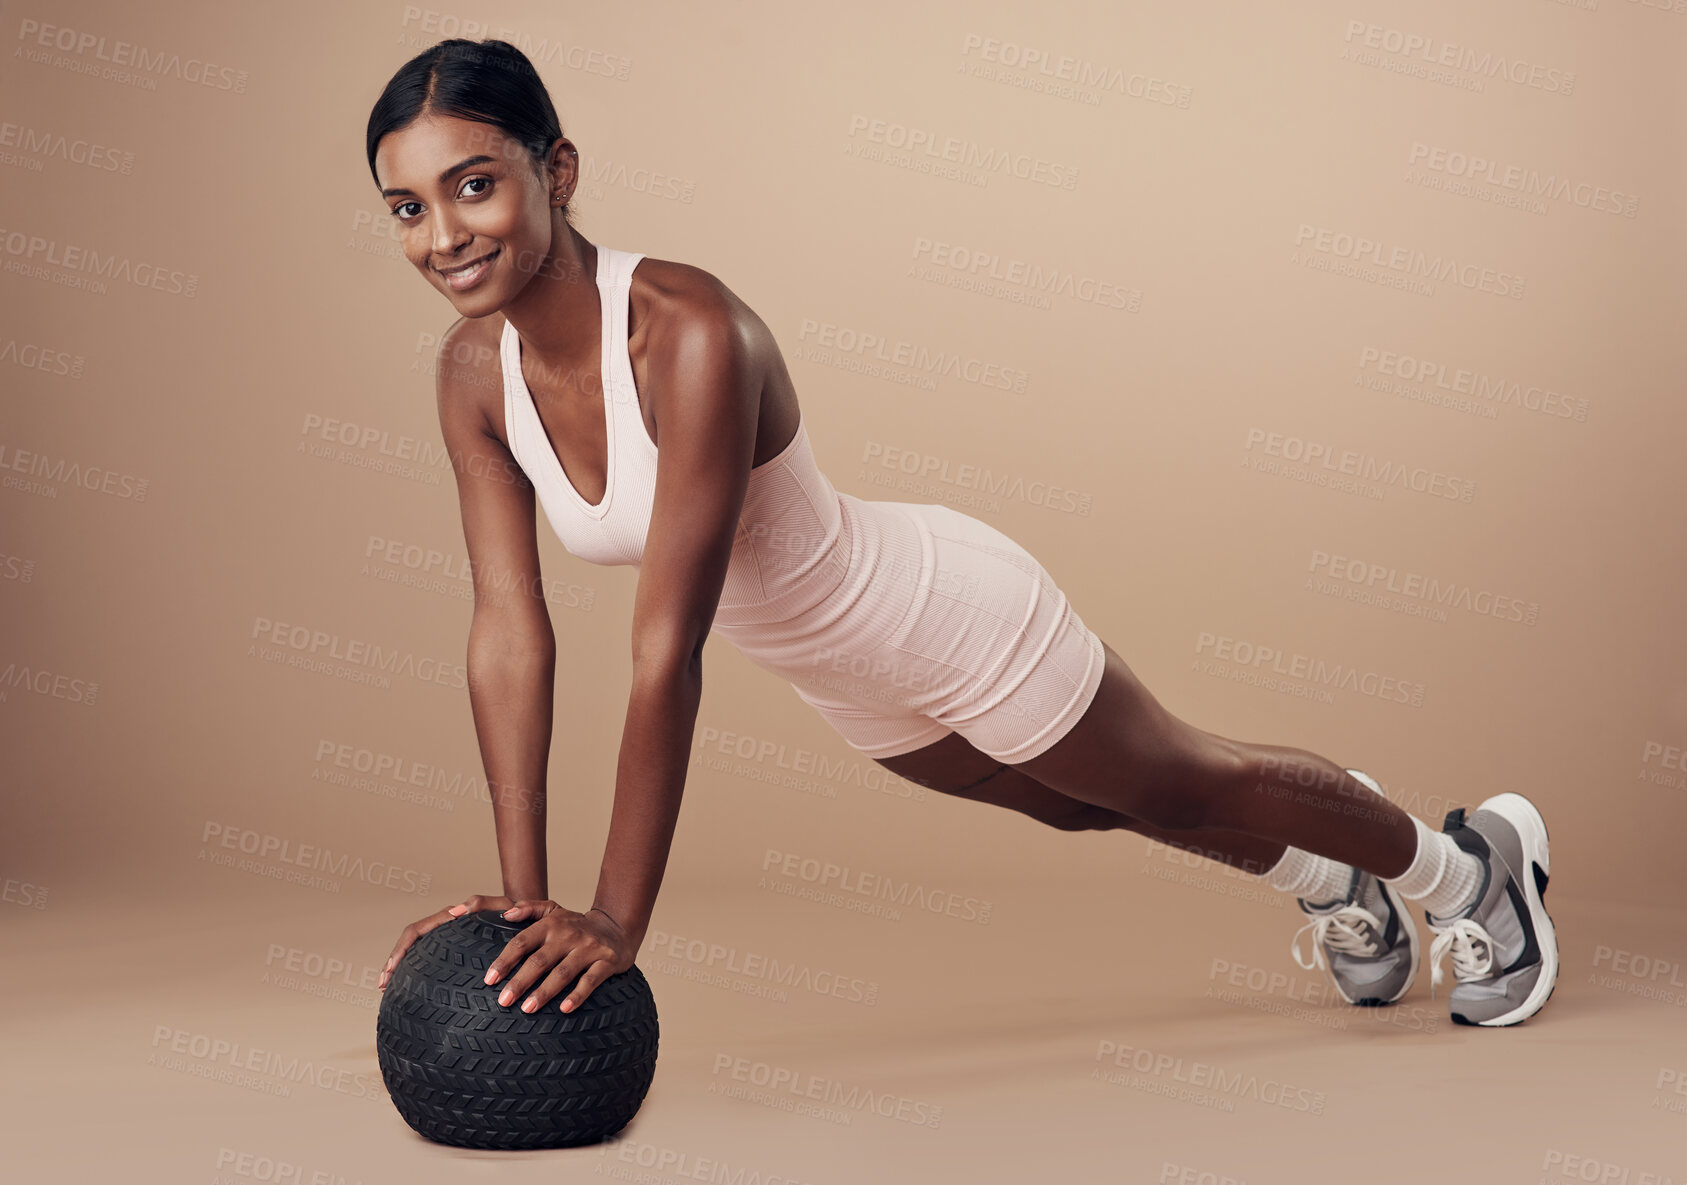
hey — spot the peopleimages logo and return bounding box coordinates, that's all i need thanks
[1340,21,1574,95]
[1308,550,1541,625]
[1092,1040,1326,1114]
[846,113,1080,189]
[709,1053,943,1128]
[1407,143,1637,218]
[1293,223,1524,298]
[646,928,879,1006]
[1244,427,1477,503]
[248,616,467,691]
[0,225,199,296]
[200,821,433,895]
[760,848,992,924]
[1356,345,1589,421]
[795,317,1031,393]
[15,19,250,92]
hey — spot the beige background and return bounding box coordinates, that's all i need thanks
[3,1,1684,1181]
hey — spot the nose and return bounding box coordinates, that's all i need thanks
[430,207,471,265]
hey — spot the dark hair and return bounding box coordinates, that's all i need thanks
[366,38,576,228]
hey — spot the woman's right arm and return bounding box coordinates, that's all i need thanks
[437,318,555,902]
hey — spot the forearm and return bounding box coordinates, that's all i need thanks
[591,660,702,941]
[466,632,555,901]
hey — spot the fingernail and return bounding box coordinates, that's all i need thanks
[522,998,535,1013]
[485,969,497,985]
[560,1000,572,1013]
[499,989,512,1005]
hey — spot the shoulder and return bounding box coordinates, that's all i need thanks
[631,255,763,354]
[434,313,506,438]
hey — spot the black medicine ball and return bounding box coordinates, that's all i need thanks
[376,909,659,1149]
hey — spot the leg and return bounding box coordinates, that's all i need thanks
[1012,639,1417,878]
[870,730,1288,876]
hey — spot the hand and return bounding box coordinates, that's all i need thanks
[483,904,638,1015]
[377,893,555,992]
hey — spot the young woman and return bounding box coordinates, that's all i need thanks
[370,39,1557,1029]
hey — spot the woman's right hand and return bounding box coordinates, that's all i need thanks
[377,893,560,991]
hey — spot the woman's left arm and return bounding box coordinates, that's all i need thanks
[487,282,763,1016]
[593,290,761,947]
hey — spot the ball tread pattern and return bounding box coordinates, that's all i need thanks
[376,911,658,1149]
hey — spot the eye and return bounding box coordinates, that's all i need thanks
[391,201,422,221]
[460,176,491,198]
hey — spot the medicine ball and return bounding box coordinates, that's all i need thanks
[376,909,659,1149]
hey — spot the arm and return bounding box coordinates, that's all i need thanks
[437,318,557,902]
[589,285,763,945]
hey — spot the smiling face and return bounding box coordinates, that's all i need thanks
[373,112,574,315]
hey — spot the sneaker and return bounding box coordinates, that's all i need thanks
[1291,865,1420,1006]
[1424,793,1558,1027]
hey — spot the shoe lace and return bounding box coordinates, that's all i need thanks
[1291,905,1383,973]
[1426,917,1494,997]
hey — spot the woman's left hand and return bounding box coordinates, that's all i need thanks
[482,903,638,1014]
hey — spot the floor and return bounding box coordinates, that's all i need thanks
[3,872,1680,1185]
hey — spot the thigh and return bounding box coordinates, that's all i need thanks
[869,729,1110,829]
[1010,636,1240,821]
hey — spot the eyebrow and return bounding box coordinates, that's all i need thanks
[380,155,497,198]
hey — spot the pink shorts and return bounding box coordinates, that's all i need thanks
[775,498,1107,763]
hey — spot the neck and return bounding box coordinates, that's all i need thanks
[500,221,598,363]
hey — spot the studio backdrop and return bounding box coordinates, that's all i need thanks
[2,2,1684,1182]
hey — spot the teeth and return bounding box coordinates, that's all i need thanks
[444,253,494,279]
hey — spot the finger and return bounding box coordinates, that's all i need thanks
[380,931,416,986]
[500,937,583,1010]
[447,893,492,919]
[520,949,596,1014]
[379,908,455,989]
[487,928,551,994]
[501,897,554,920]
[558,961,614,1014]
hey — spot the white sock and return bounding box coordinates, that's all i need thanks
[1263,846,1353,903]
[1257,767,1387,904]
[1384,817,1484,917]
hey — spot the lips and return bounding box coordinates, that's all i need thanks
[437,247,500,292]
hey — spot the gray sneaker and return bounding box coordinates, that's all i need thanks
[1425,792,1558,1027]
[1292,866,1420,1006]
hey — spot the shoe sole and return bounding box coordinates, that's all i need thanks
[1457,791,1558,1027]
[1351,878,1421,1007]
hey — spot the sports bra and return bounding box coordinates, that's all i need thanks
[499,242,852,628]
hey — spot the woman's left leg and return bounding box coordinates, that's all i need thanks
[871,729,1288,872]
[1012,639,1417,877]
[1005,637,1556,1024]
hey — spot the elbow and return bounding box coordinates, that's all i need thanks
[631,628,705,686]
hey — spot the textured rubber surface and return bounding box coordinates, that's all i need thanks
[376,910,659,1149]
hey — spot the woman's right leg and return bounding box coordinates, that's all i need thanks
[871,729,1288,876]
[871,729,1422,1008]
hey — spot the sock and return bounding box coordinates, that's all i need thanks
[1385,817,1484,918]
[1258,767,1386,904]
[1263,846,1353,904]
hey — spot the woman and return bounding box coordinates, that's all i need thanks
[370,39,1556,1029]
